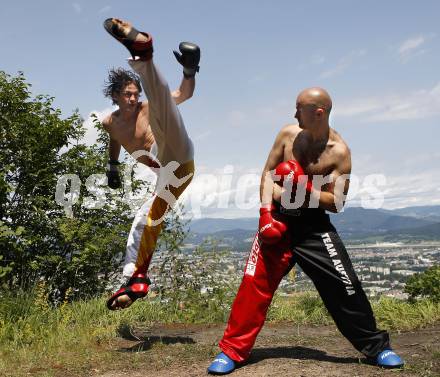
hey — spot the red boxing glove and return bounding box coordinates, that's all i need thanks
[258,204,288,244]
[273,161,295,185]
[279,160,313,193]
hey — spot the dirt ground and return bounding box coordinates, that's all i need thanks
[97,322,439,377]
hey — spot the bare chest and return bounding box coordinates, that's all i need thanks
[302,155,334,176]
[109,111,152,151]
[284,139,335,177]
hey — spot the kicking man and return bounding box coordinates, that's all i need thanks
[101,18,200,310]
[208,88,404,374]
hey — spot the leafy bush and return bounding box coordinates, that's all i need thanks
[151,209,240,323]
[0,71,141,302]
[404,265,440,302]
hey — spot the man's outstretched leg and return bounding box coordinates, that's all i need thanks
[208,233,293,374]
[104,18,198,310]
[294,229,404,368]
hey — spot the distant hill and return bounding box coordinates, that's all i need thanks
[188,206,440,244]
[379,205,440,222]
[381,222,440,240]
[187,228,255,252]
[189,217,257,234]
[329,207,436,237]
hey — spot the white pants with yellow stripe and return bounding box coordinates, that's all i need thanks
[123,58,195,278]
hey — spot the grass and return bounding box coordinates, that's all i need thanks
[268,292,440,330]
[0,287,439,376]
[373,295,440,330]
[268,292,333,325]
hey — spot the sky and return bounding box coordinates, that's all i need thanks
[2,1,440,218]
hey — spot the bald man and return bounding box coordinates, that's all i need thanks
[208,88,403,374]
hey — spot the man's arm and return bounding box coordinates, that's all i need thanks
[108,137,121,161]
[172,41,200,105]
[260,127,290,205]
[172,77,195,105]
[313,147,351,212]
[273,145,351,212]
[102,118,121,160]
[257,127,293,244]
[102,118,122,189]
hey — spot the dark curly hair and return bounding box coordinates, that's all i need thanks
[103,68,142,105]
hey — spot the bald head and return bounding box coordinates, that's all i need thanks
[297,87,332,114]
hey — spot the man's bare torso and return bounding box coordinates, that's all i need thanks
[280,124,349,182]
[103,101,155,166]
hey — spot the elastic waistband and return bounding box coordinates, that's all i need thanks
[273,202,328,219]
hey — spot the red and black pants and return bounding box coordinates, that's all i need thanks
[219,208,390,362]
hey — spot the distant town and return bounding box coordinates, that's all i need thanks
[148,236,440,300]
[343,242,440,299]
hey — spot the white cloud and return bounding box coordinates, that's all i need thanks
[340,152,440,210]
[399,35,425,55]
[334,82,440,122]
[179,158,440,217]
[77,109,440,218]
[98,5,111,14]
[319,49,367,79]
[398,35,426,61]
[333,98,384,118]
[81,107,115,146]
[397,33,436,62]
[99,155,440,219]
[72,2,82,14]
[378,169,440,209]
[178,165,261,218]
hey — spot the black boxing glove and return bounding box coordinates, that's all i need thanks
[106,160,122,189]
[173,42,200,78]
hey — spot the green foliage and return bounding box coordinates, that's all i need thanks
[1,290,439,376]
[372,295,440,330]
[0,71,142,302]
[268,292,332,325]
[266,293,440,331]
[404,265,440,302]
[152,207,239,322]
[0,70,217,309]
[0,221,22,282]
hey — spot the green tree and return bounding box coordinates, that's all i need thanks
[404,265,440,302]
[0,221,21,280]
[150,206,239,322]
[0,71,142,302]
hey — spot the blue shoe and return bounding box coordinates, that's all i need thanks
[376,349,404,368]
[207,352,236,375]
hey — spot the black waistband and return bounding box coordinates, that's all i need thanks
[272,201,327,219]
